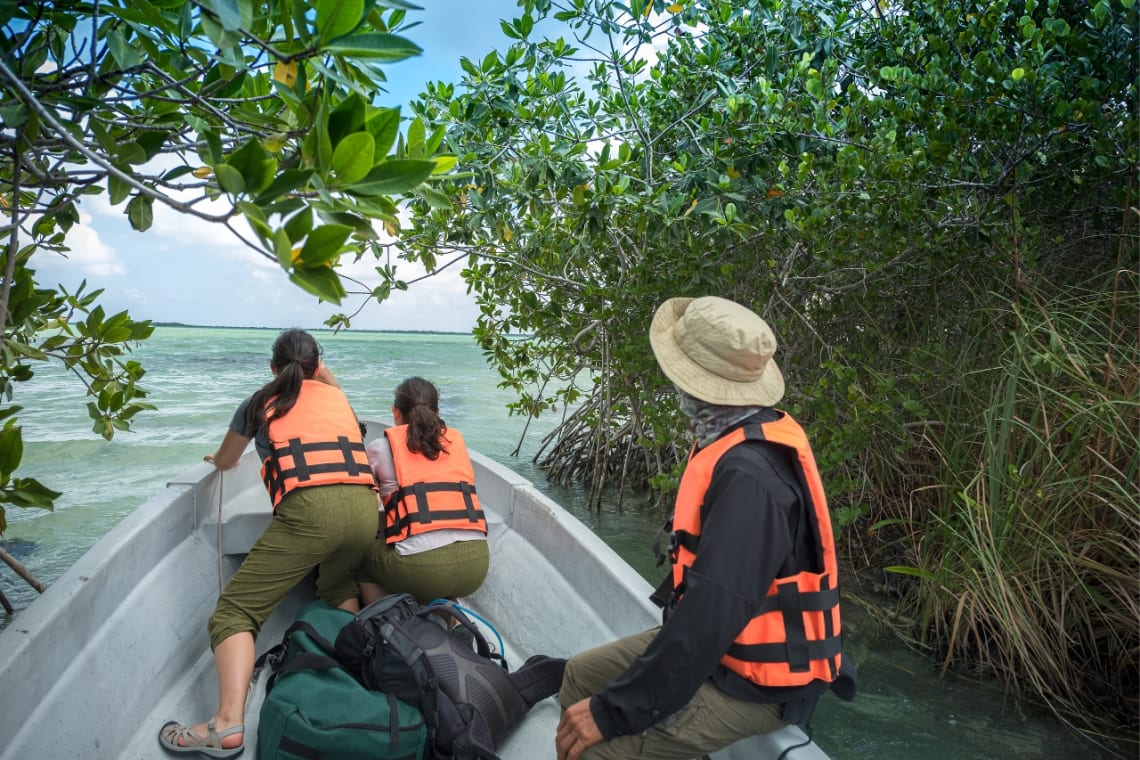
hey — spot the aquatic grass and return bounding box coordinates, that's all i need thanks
[879,272,1139,749]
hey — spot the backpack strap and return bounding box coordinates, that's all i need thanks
[257,618,354,692]
[377,617,445,751]
[417,601,497,663]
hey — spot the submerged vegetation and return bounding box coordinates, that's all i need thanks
[397,0,1139,748]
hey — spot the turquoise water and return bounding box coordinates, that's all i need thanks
[0,327,1113,759]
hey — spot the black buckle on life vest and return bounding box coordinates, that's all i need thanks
[671,530,699,556]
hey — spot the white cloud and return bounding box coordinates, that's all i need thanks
[48,211,125,277]
[24,0,533,335]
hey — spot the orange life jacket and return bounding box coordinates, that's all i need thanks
[260,380,377,510]
[381,425,487,543]
[668,412,843,688]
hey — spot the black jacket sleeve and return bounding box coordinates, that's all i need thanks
[589,444,798,739]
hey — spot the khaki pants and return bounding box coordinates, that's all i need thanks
[559,629,785,759]
[207,484,378,648]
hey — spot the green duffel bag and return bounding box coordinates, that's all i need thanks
[256,600,428,760]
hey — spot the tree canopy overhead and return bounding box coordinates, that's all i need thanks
[0,0,452,529]
[403,0,1136,503]
[399,0,1137,737]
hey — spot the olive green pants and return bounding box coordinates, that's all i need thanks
[359,538,489,603]
[207,484,378,649]
[559,628,785,759]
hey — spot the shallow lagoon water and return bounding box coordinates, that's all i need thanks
[0,327,1120,759]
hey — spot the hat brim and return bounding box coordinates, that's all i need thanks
[649,297,785,406]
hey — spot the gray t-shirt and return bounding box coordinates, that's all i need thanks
[229,396,272,461]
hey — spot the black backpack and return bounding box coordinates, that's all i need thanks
[334,593,566,760]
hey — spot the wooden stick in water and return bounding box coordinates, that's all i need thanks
[0,545,44,594]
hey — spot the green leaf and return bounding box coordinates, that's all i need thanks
[179,1,194,38]
[345,159,435,196]
[126,195,154,231]
[323,32,422,60]
[200,11,240,49]
[298,224,353,266]
[108,172,132,206]
[290,266,346,303]
[366,108,401,157]
[227,139,277,194]
[116,142,147,165]
[0,424,23,475]
[883,565,937,581]
[406,117,426,155]
[201,0,250,31]
[253,168,315,205]
[314,97,333,170]
[214,163,246,194]
[106,29,140,69]
[284,208,314,243]
[6,338,46,360]
[273,229,293,269]
[201,130,224,164]
[237,201,272,244]
[321,211,378,240]
[290,0,311,42]
[0,104,29,127]
[316,0,364,42]
[415,185,453,209]
[500,19,521,40]
[431,155,457,174]
[328,93,366,144]
[6,477,61,508]
[330,132,376,185]
[136,131,169,162]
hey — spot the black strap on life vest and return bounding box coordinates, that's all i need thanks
[383,481,483,540]
[725,575,843,672]
[651,517,701,569]
[263,436,369,503]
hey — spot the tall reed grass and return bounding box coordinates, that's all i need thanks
[880,270,1138,749]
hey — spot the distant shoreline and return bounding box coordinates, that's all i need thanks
[151,322,470,337]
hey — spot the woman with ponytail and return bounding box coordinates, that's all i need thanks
[160,328,379,759]
[358,376,489,606]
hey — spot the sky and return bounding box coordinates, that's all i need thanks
[29,1,536,334]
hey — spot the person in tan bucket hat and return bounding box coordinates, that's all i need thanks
[556,296,856,760]
[650,296,785,406]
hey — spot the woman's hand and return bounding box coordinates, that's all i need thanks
[207,430,249,470]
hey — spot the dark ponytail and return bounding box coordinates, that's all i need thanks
[242,328,322,436]
[393,376,447,459]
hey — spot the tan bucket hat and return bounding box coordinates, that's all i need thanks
[649,296,785,406]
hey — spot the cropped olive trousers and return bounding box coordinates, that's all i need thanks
[558,628,785,759]
[207,483,378,649]
[359,537,489,604]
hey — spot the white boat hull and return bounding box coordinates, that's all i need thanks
[0,424,828,759]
